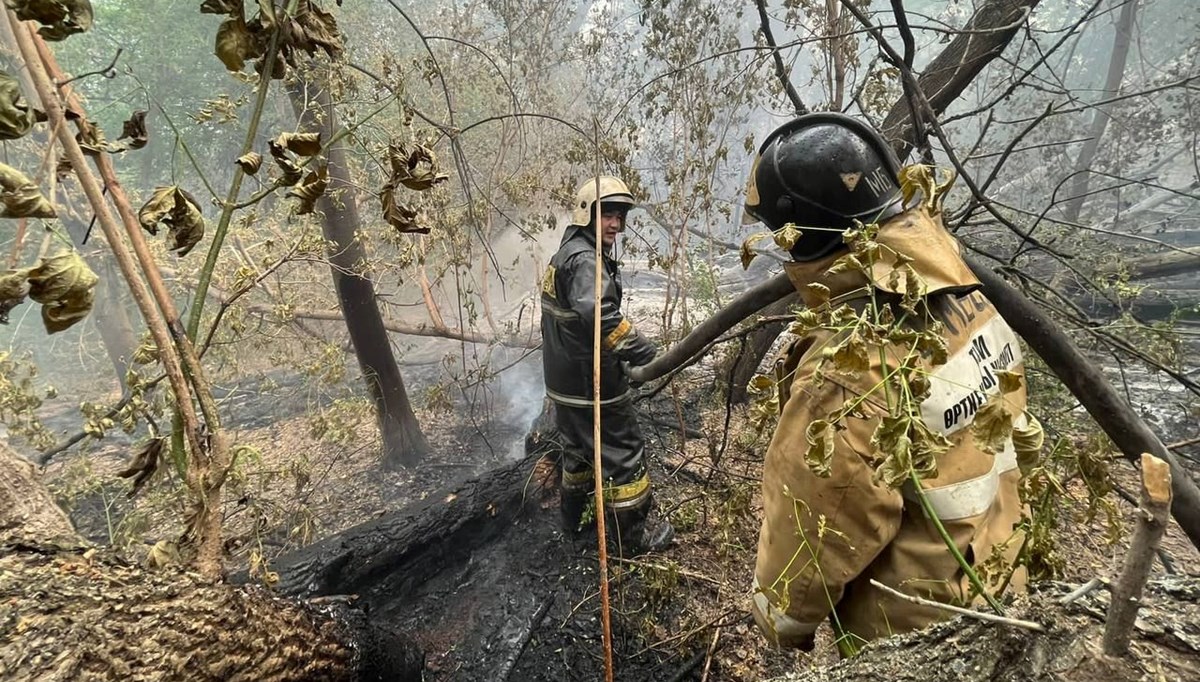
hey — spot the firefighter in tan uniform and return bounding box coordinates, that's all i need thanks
[539,176,674,556]
[741,113,1044,652]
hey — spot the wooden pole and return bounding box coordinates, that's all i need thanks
[590,139,615,681]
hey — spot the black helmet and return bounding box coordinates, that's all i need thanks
[743,112,904,261]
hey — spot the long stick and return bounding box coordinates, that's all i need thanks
[590,129,615,682]
[868,579,1045,632]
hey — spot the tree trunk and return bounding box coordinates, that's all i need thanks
[0,444,424,681]
[724,292,798,404]
[880,0,1043,161]
[1062,0,1140,224]
[91,255,138,394]
[285,79,430,469]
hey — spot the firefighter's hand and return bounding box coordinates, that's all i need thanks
[622,361,645,388]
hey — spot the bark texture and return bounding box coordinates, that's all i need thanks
[0,445,424,682]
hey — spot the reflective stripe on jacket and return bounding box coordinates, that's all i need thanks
[752,207,1042,649]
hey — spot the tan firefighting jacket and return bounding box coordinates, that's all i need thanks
[752,207,1044,650]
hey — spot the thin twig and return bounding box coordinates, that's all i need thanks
[1058,577,1107,605]
[55,48,121,86]
[869,579,1045,631]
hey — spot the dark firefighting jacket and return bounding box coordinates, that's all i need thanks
[540,225,657,407]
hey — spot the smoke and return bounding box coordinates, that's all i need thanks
[495,351,546,435]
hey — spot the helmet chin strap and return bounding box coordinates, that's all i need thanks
[788,200,906,262]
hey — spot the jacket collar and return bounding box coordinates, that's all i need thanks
[782,207,980,308]
[562,224,614,259]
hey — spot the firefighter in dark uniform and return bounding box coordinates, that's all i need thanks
[539,175,674,556]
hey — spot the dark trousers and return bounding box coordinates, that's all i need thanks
[553,398,650,514]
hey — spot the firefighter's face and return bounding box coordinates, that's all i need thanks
[599,208,627,247]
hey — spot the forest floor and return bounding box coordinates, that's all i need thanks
[31,339,1200,681]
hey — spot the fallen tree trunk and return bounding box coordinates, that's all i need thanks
[1099,247,1200,281]
[0,445,423,681]
[628,273,793,383]
[966,259,1200,550]
[260,450,544,600]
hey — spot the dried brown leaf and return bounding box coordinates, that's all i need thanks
[116,110,148,150]
[386,142,448,191]
[236,151,263,174]
[6,0,94,41]
[740,232,767,270]
[117,436,164,497]
[380,186,426,234]
[286,165,328,215]
[137,185,206,256]
[215,15,261,72]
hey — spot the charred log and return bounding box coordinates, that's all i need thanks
[260,451,544,601]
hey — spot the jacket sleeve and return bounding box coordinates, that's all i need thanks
[752,349,903,649]
[563,254,657,366]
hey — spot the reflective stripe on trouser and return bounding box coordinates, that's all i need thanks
[554,399,651,511]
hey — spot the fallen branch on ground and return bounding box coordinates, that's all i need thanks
[868,579,1045,632]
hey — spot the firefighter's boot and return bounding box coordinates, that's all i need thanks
[612,498,675,557]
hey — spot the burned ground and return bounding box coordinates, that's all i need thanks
[29,354,1200,681]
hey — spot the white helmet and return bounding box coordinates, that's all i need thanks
[570,175,635,227]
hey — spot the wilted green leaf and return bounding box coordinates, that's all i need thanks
[740,232,768,270]
[828,332,870,375]
[0,162,55,218]
[130,334,159,365]
[6,0,94,41]
[772,223,802,252]
[138,186,206,256]
[0,71,39,140]
[26,251,97,334]
[256,0,276,28]
[236,151,263,174]
[898,163,957,214]
[825,253,866,277]
[385,142,448,192]
[116,110,148,150]
[747,373,775,395]
[380,187,426,234]
[972,399,1014,455]
[806,282,831,307]
[286,165,328,215]
[805,419,836,478]
[215,16,260,72]
[0,268,30,323]
[146,539,180,569]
